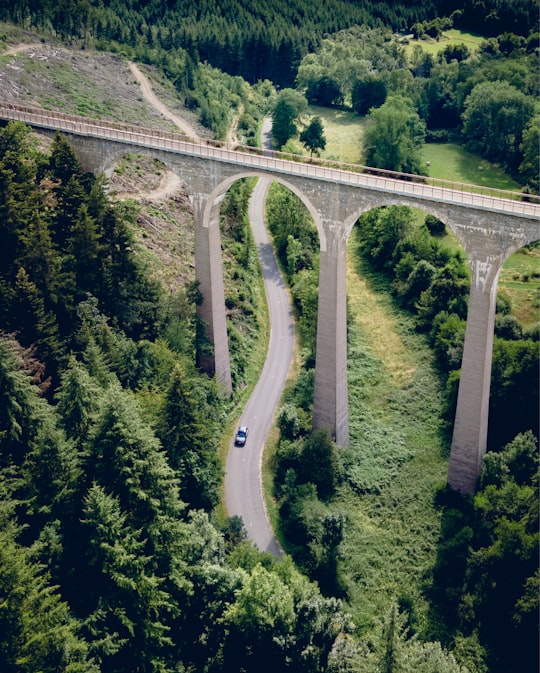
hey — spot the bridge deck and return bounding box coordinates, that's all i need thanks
[1,101,539,220]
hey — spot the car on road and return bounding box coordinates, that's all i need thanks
[234,425,249,447]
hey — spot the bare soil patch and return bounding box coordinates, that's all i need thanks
[0,28,202,293]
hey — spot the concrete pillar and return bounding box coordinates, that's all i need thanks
[193,194,232,395]
[448,255,502,493]
[313,238,349,445]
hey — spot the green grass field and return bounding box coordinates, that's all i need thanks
[339,243,450,634]
[306,105,365,164]
[421,143,522,191]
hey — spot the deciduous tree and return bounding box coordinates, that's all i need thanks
[363,95,426,174]
[271,89,308,148]
[462,80,534,172]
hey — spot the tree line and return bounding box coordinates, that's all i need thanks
[1,0,438,87]
[1,0,536,89]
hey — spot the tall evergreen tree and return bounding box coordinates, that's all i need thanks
[67,202,103,294]
[0,337,46,469]
[81,484,173,673]
[86,385,192,592]
[0,521,97,673]
[46,133,88,247]
[18,210,63,305]
[12,267,63,376]
[0,122,40,283]
[158,363,222,511]
[55,357,102,445]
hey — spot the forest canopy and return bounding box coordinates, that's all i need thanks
[2,0,537,87]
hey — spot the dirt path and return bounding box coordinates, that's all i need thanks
[2,44,197,143]
[112,170,183,202]
[128,62,199,139]
[1,44,193,202]
[2,42,43,56]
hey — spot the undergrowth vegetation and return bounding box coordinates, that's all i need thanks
[268,182,538,670]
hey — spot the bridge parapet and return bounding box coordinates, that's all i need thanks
[1,101,539,219]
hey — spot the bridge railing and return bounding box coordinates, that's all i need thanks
[1,101,539,216]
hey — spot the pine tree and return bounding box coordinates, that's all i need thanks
[18,210,63,304]
[87,385,190,575]
[0,518,97,673]
[55,357,102,445]
[0,122,40,283]
[158,363,222,510]
[12,267,64,376]
[45,132,89,250]
[67,202,103,293]
[81,483,173,672]
[0,337,45,468]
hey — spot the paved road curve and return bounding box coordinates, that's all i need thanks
[224,173,294,557]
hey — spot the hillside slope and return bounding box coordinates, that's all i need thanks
[0,33,205,290]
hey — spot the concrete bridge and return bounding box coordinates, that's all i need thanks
[2,102,538,494]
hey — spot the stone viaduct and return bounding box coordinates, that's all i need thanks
[1,103,538,494]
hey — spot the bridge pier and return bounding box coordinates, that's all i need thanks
[448,254,502,493]
[313,235,349,446]
[193,194,232,395]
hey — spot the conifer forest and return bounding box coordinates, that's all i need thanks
[0,1,538,671]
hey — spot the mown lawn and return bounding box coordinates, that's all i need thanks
[306,104,365,164]
[421,143,522,192]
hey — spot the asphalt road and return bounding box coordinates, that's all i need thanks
[224,144,294,556]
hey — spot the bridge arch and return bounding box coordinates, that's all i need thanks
[204,172,327,252]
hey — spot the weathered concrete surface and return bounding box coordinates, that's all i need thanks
[313,243,349,446]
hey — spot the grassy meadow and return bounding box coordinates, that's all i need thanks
[421,143,522,191]
[403,28,485,57]
[338,244,450,634]
[308,104,366,164]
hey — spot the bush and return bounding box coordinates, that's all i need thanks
[425,214,446,236]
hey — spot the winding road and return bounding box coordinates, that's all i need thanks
[223,117,292,556]
[224,172,293,557]
[125,70,291,555]
[127,65,290,554]
[3,42,293,556]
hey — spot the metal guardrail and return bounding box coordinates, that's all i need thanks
[1,101,539,219]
